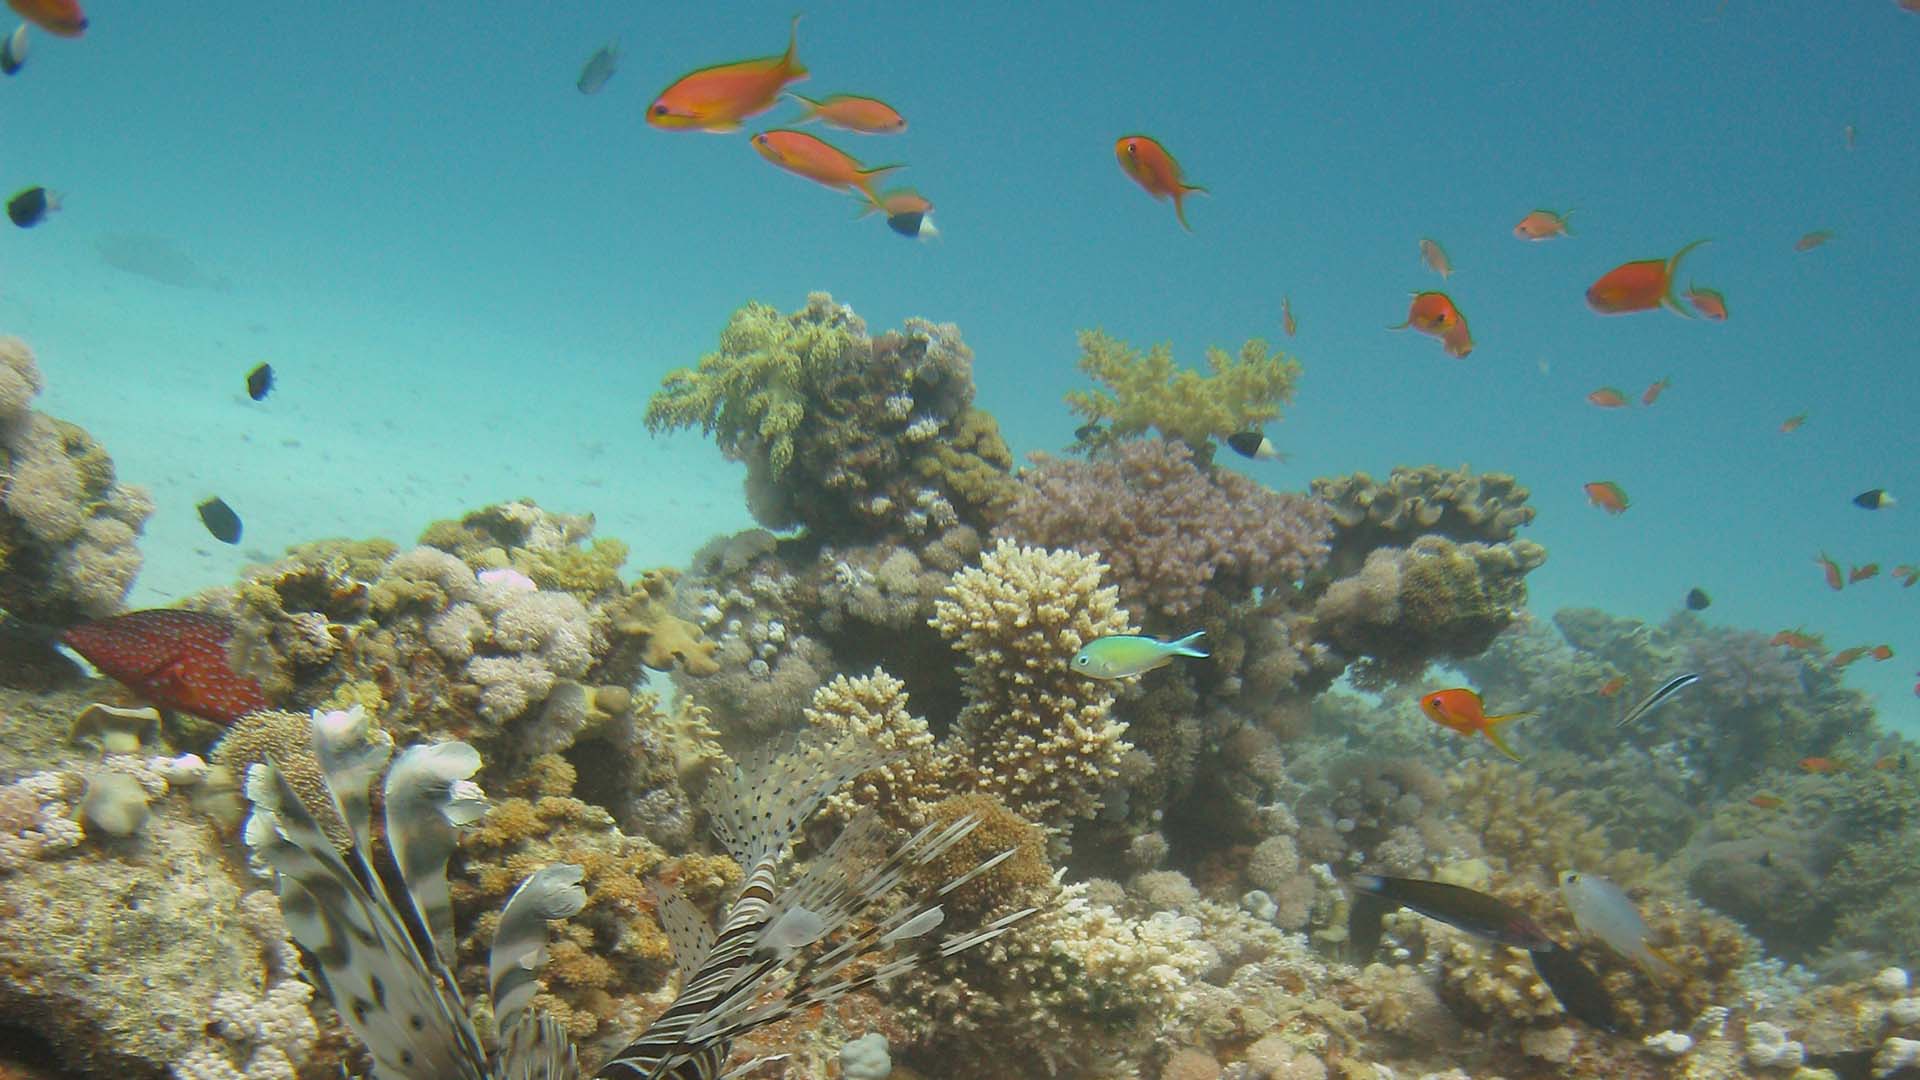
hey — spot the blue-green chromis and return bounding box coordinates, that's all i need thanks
[1071,631,1208,679]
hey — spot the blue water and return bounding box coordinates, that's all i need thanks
[3,2,1915,724]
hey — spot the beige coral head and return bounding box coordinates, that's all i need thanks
[70,702,163,754]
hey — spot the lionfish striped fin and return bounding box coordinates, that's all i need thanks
[651,883,716,976]
[498,1010,582,1080]
[244,751,489,1080]
[308,705,393,855]
[491,864,589,1032]
[707,735,898,868]
[385,740,488,966]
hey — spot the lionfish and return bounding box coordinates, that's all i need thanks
[244,706,1035,1080]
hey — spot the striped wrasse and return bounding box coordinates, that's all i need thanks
[245,708,1036,1080]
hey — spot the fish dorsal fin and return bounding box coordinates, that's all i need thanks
[651,883,717,978]
[491,864,588,1032]
[385,740,487,966]
[706,734,898,867]
[498,1013,581,1080]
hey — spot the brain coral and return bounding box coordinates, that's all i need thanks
[997,439,1333,622]
[929,540,1135,829]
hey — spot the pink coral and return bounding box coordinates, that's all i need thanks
[997,440,1332,622]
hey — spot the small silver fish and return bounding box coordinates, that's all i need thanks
[577,39,619,95]
[1558,870,1676,976]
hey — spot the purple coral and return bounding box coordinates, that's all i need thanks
[997,439,1332,621]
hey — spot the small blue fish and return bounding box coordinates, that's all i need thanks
[577,39,619,95]
[1071,631,1207,679]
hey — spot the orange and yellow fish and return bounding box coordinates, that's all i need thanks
[1830,646,1871,669]
[1115,134,1207,231]
[1850,563,1881,584]
[1817,551,1845,591]
[1795,229,1835,252]
[1684,285,1728,321]
[1585,480,1629,515]
[1281,295,1297,337]
[1439,317,1475,359]
[787,92,907,134]
[647,17,807,132]
[1642,376,1671,405]
[1748,794,1785,810]
[5,0,84,36]
[1871,645,1895,661]
[1419,687,1534,761]
[1514,208,1573,240]
[1771,628,1826,652]
[1780,412,1809,434]
[1894,565,1918,588]
[1587,387,1629,408]
[1419,237,1453,279]
[750,130,900,203]
[1598,676,1627,698]
[1586,239,1708,316]
[1799,756,1842,774]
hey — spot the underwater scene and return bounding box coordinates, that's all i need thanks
[4,3,1920,1079]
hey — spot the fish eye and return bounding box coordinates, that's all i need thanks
[652,104,669,116]
[1074,656,1088,666]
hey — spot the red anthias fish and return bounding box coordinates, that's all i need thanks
[61,609,267,724]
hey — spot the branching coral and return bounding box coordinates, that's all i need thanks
[645,293,1013,538]
[0,336,152,631]
[1310,466,1535,578]
[1065,330,1301,456]
[997,440,1332,622]
[929,540,1135,830]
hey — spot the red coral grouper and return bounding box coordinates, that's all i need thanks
[61,609,267,723]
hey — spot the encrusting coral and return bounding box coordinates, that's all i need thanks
[1065,330,1302,458]
[0,336,152,641]
[645,293,1014,538]
[997,439,1332,622]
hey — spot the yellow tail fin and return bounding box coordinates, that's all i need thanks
[1481,710,1535,762]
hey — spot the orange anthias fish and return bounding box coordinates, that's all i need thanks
[1439,317,1474,359]
[1390,291,1463,335]
[860,187,932,217]
[1115,134,1207,231]
[1586,239,1709,316]
[1850,563,1881,584]
[1800,756,1843,774]
[647,17,807,132]
[1795,229,1835,252]
[1830,646,1871,669]
[1282,296,1297,337]
[1420,237,1453,278]
[1894,565,1918,587]
[1598,676,1627,698]
[6,0,85,36]
[1642,376,1671,405]
[1780,412,1809,434]
[1685,285,1729,321]
[751,130,901,203]
[1817,551,1845,591]
[788,92,907,134]
[1771,628,1826,652]
[1514,208,1574,240]
[1748,794,1785,810]
[1871,645,1896,661]
[1587,387,1629,408]
[1420,688,1534,761]
[1585,481,1629,515]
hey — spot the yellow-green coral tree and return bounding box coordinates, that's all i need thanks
[1065,329,1301,454]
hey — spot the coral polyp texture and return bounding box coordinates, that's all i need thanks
[644,292,1014,538]
[0,336,151,635]
[1312,464,1535,578]
[1065,329,1301,456]
[997,439,1333,622]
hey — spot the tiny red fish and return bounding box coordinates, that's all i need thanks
[647,17,807,132]
[1598,676,1626,698]
[1795,230,1834,252]
[787,92,907,134]
[1894,565,1918,588]
[1684,285,1728,321]
[1642,376,1671,405]
[1850,563,1880,584]
[60,609,267,724]
[1771,628,1827,653]
[1115,134,1207,231]
[1830,646,1870,669]
[6,0,85,36]
[1748,794,1785,809]
[1817,552,1845,591]
[1587,239,1709,316]
[1514,208,1573,240]
[1780,412,1809,433]
[1587,387,1629,408]
[1800,756,1842,774]
[1871,645,1895,661]
[1584,481,1629,515]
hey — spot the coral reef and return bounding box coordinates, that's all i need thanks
[997,439,1332,622]
[1065,330,1302,457]
[1310,466,1535,579]
[0,336,151,639]
[645,293,1014,538]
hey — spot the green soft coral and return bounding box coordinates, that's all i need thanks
[644,296,865,476]
[1065,329,1302,454]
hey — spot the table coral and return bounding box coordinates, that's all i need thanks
[930,540,1136,830]
[1311,466,1534,578]
[646,293,1013,539]
[1065,330,1302,457]
[997,439,1332,622]
[0,336,152,636]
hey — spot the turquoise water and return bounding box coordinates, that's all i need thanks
[3,2,1915,723]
